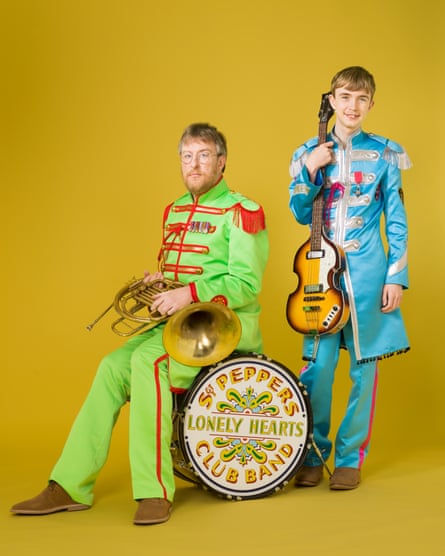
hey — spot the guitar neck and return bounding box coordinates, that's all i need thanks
[311,98,331,252]
[311,194,324,251]
[318,120,328,145]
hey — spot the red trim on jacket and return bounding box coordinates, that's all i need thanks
[189,282,199,302]
[154,353,169,500]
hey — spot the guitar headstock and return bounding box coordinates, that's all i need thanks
[318,92,335,124]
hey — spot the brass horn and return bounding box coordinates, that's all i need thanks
[86,277,184,337]
[86,277,242,367]
[163,302,241,367]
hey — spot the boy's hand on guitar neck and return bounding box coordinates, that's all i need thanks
[306,141,335,183]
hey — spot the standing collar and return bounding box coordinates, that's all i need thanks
[331,126,364,147]
[189,177,229,204]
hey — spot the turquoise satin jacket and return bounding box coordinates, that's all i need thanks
[289,128,410,363]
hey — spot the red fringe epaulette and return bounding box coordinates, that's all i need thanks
[232,203,266,234]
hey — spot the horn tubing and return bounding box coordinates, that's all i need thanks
[86,277,241,366]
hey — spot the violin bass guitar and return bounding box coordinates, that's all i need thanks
[286,233,350,336]
[286,92,350,336]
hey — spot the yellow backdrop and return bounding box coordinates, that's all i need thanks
[2,0,444,484]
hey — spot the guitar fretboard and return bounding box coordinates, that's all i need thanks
[310,93,333,253]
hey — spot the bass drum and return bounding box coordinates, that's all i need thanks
[171,353,313,500]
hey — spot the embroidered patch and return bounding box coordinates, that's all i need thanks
[210,295,228,306]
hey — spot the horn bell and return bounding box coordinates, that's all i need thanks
[162,302,241,367]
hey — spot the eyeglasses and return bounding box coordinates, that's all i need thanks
[180,151,221,165]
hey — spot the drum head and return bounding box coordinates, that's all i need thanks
[175,354,312,500]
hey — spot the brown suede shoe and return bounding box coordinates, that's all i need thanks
[133,498,172,525]
[294,465,323,487]
[329,467,361,490]
[10,481,90,515]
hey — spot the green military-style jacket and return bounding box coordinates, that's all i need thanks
[159,178,269,353]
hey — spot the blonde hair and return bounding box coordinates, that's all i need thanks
[178,123,227,157]
[330,66,376,99]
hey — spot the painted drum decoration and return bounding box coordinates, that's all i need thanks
[172,354,313,500]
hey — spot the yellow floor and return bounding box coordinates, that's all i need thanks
[2,445,444,556]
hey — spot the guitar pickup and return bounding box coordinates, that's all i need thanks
[303,295,325,302]
[306,250,325,260]
[304,284,323,294]
[303,306,321,312]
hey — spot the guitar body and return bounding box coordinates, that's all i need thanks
[286,232,350,336]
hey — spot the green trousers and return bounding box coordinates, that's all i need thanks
[50,326,199,506]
